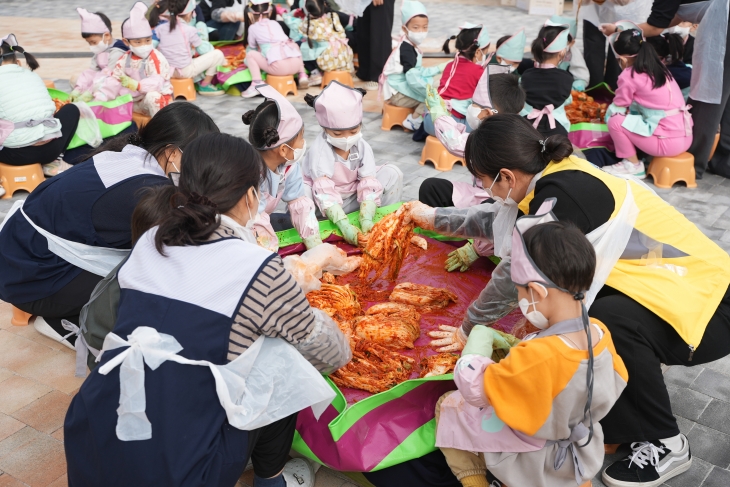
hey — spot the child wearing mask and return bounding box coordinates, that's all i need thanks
[520,22,575,138]
[71,9,128,102]
[549,16,590,92]
[302,81,404,246]
[152,0,227,96]
[241,0,309,96]
[603,22,693,178]
[421,24,490,136]
[112,2,173,117]
[242,84,321,251]
[299,0,354,87]
[380,0,445,131]
[434,212,627,487]
[494,30,530,75]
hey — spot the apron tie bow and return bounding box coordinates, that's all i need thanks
[61,319,100,378]
[527,105,556,130]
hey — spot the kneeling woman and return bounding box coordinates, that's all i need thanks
[65,133,351,486]
[0,103,218,349]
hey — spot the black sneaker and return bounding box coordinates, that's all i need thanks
[602,434,692,487]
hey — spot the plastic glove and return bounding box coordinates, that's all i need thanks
[489,329,521,362]
[445,242,480,272]
[302,234,323,250]
[69,90,82,102]
[462,325,494,356]
[572,79,587,92]
[428,324,467,352]
[359,200,377,234]
[325,204,361,246]
[425,84,450,121]
[78,91,94,103]
[120,75,139,91]
[407,201,436,230]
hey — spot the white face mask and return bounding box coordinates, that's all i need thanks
[89,39,109,55]
[283,139,306,167]
[518,285,550,329]
[485,173,516,206]
[466,105,485,130]
[130,44,153,59]
[326,131,362,152]
[407,30,428,46]
[668,26,691,38]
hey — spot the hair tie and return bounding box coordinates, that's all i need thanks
[574,292,585,301]
[128,133,144,146]
[543,37,546,42]
[188,192,218,209]
[538,136,550,153]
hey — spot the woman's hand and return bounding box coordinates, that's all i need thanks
[600,23,617,36]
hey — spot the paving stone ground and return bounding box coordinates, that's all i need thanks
[1,1,730,486]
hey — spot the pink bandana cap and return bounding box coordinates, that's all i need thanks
[510,198,561,288]
[255,84,303,150]
[77,7,110,35]
[312,81,363,130]
[123,2,153,40]
[472,64,511,109]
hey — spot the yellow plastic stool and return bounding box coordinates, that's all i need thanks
[266,75,298,96]
[321,71,354,88]
[132,112,151,129]
[11,306,32,326]
[171,77,196,101]
[0,162,45,199]
[381,103,415,131]
[419,136,464,172]
[647,152,697,189]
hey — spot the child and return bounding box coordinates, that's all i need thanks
[435,210,628,487]
[242,84,322,251]
[520,23,574,138]
[647,33,692,100]
[299,0,354,87]
[549,15,590,92]
[494,29,530,75]
[603,22,692,178]
[152,0,227,96]
[0,34,79,178]
[420,69,526,271]
[422,24,489,136]
[301,81,404,245]
[72,9,128,102]
[112,2,173,117]
[241,0,309,96]
[380,0,445,131]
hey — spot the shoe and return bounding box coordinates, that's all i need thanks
[42,159,72,177]
[363,81,378,91]
[0,184,5,198]
[309,69,322,86]
[196,83,225,96]
[241,81,265,98]
[602,159,646,179]
[402,113,423,131]
[33,316,75,350]
[602,435,692,487]
[298,74,310,90]
[282,458,315,487]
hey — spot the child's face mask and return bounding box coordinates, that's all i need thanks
[466,104,494,130]
[89,35,109,55]
[327,131,362,152]
[283,139,307,167]
[518,284,549,329]
[130,43,154,59]
[406,29,427,46]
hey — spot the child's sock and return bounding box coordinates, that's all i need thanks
[660,433,684,451]
[461,475,490,487]
[253,473,285,487]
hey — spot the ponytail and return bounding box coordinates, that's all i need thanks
[442,35,456,54]
[442,28,480,60]
[531,25,569,64]
[242,100,283,149]
[1,39,40,71]
[614,29,671,89]
[646,33,685,65]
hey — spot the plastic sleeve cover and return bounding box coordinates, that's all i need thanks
[454,354,493,408]
[433,201,499,241]
[295,308,353,375]
[434,115,468,158]
[356,176,383,204]
[288,196,319,239]
[462,257,518,335]
[312,177,345,213]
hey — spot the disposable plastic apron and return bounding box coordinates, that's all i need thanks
[678,0,730,104]
[0,200,129,278]
[97,326,336,441]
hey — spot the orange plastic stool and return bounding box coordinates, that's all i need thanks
[0,162,45,199]
[647,152,697,189]
[418,136,464,171]
[266,75,298,96]
[321,71,354,88]
[381,103,415,131]
[11,306,32,326]
[709,131,721,161]
[605,443,621,454]
[43,79,56,89]
[132,112,151,129]
[171,77,196,101]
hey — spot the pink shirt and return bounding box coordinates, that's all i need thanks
[248,19,301,64]
[155,22,201,70]
[614,68,689,138]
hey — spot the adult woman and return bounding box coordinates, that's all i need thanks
[64,132,351,487]
[601,0,730,179]
[356,0,396,90]
[0,103,218,349]
[408,114,730,487]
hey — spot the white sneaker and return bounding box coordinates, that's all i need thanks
[33,316,74,350]
[282,458,315,487]
[309,69,322,86]
[602,159,646,179]
[363,81,378,91]
[241,81,266,99]
[602,435,692,487]
[298,74,310,90]
[402,113,423,131]
[42,159,72,177]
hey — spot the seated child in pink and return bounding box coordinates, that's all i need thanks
[301,82,403,247]
[111,2,173,117]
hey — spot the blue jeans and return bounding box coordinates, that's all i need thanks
[205,19,241,41]
[423,112,471,137]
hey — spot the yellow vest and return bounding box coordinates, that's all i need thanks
[519,156,730,349]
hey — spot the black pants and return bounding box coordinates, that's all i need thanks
[0,104,80,166]
[355,0,395,82]
[363,450,461,487]
[247,413,298,478]
[419,178,455,207]
[14,269,103,345]
[583,20,621,90]
[592,285,730,443]
[688,14,730,178]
